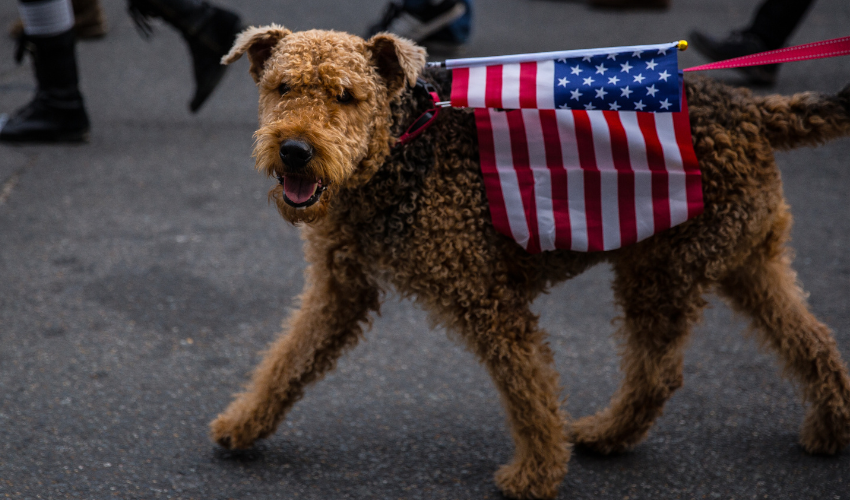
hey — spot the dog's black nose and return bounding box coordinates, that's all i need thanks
[279,139,314,170]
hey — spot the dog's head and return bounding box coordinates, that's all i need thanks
[223,25,426,224]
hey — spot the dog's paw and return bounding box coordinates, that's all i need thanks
[210,412,263,450]
[493,460,564,500]
[570,414,637,455]
[799,408,850,455]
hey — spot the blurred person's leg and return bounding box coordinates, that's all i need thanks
[367,0,472,49]
[690,0,816,86]
[10,0,108,40]
[0,0,90,143]
[128,0,242,112]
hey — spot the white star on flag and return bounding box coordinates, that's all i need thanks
[634,100,646,110]
[608,75,620,85]
[632,50,643,58]
[570,89,583,100]
[608,101,621,110]
[658,70,670,81]
[558,77,569,87]
[595,87,608,99]
[645,59,658,70]
[658,47,669,55]
[607,53,618,60]
[582,55,593,62]
[633,73,645,83]
[582,76,595,86]
[571,65,583,75]
[646,84,658,97]
[659,98,671,110]
[595,64,608,74]
[584,103,596,110]
[620,86,633,98]
[620,61,632,73]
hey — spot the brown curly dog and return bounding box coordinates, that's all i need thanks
[210,25,850,499]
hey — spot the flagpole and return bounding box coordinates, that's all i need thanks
[425,40,688,70]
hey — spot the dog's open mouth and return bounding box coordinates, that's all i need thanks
[279,175,326,209]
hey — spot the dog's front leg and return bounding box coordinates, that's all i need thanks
[211,242,379,449]
[454,292,570,500]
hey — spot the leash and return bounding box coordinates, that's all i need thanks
[396,78,442,146]
[684,36,850,72]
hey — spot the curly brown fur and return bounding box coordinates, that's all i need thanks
[212,26,850,499]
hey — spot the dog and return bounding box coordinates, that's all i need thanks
[209,25,850,499]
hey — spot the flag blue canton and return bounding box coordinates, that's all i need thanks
[553,47,680,112]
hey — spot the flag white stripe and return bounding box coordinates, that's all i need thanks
[555,110,588,251]
[467,66,487,109]
[619,112,655,241]
[490,110,531,249]
[536,60,556,109]
[522,109,556,251]
[654,113,689,227]
[502,64,521,109]
[586,111,620,250]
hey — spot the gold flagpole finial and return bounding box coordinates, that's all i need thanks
[678,40,688,51]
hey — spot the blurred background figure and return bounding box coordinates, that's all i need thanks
[0,0,242,143]
[367,0,472,53]
[9,0,108,40]
[690,0,816,86]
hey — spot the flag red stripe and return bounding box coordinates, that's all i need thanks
[540,109,571,249]
[485,65,503,109]
[475,110,513,238]
[672,93,703,219]
[573,110,604,252]
[636,112,671,233]
[603,111,638,247]
[519,62,538,109]
[451,68,470,108]
[506,110,541,254]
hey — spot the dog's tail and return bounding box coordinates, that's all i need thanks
[758,83,850,150]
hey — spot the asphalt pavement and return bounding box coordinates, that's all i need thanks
[1,0,849,498]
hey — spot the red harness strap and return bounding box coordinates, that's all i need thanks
[396,81,441,146]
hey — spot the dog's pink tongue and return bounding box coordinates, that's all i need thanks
[283,177,318,204]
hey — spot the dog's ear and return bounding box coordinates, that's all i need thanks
[222,24,291,83]
[367,33,427,97]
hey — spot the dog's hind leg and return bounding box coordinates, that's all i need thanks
[719,246,850,455]
[572,257,707,454]
[210,240,380,450]
[455,290,570,499]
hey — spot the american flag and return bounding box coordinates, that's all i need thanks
[441,42,703,253]
[449,42,682,113]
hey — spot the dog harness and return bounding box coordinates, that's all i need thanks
[396,79,441,146]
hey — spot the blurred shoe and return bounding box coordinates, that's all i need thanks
[9,0,108,41]
[1,31,90,143]
[689,30,779,86]
[128,0,242,112]
[367,0,467,45]
[589,0,670,9]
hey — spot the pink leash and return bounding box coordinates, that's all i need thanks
[684,35,850,72]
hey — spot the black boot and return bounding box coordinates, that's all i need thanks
[128,0,241,112]
[0,30,90,143]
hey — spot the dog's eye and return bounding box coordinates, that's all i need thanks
[336,90,353,104]
[278,83,291,95]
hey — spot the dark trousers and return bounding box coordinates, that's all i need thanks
[746,0,816,49]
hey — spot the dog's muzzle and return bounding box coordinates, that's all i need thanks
[276,139,326,209]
